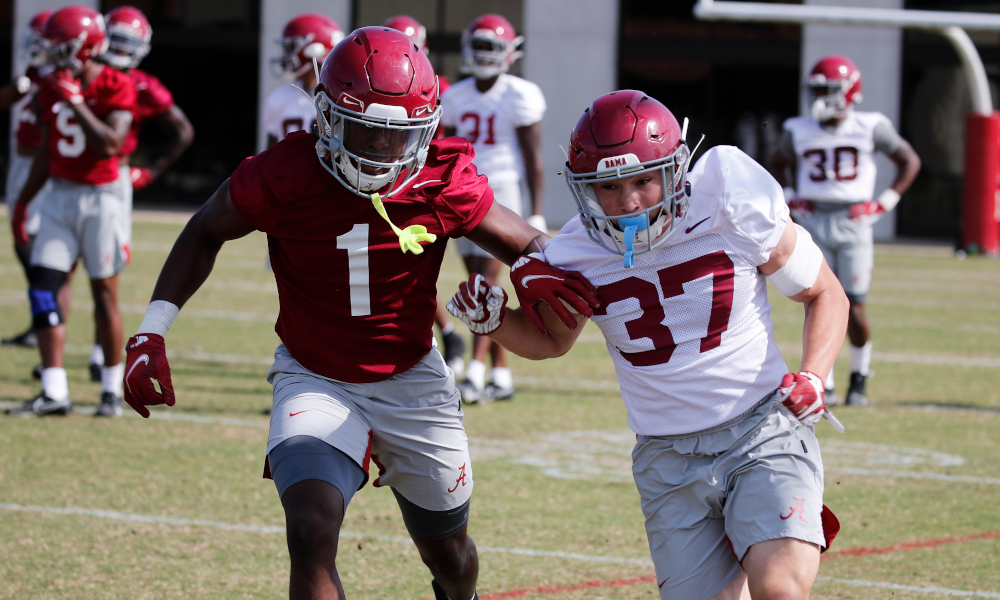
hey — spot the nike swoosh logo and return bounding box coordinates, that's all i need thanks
[289,410,310,417]
[125,354,149,394]
[520,274,563,288]
[659,577,670,588]
[685,217,710,234]
[412,179,443,189]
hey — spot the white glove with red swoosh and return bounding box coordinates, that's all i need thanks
[123,333,175,418]
[510,255,600,335]
[777,371,844,432]
[447,273,508,335]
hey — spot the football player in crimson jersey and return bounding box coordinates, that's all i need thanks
[383,14,468,374]
[442,14,547,403]
[263,13,344,149]
[7,5,137,418]
[2,9,54,349]
[122,27,598,600]
[773,56,921,406]
[448,91,850,600]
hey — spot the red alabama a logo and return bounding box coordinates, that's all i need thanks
[780,497,807,523]
[448,463,468,493]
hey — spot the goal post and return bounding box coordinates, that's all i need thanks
[694,0,1000,256]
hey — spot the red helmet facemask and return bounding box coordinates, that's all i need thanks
[103,6,152,70]
[565,91,692,268]
[313,27,441,198]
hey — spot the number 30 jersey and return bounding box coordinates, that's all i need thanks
[782,110,900,204]
[540,146,790,436]
[229,132,494,384]
[38,66,137,185]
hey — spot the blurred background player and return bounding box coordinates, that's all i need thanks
[384,13,467,375]
[75,5,194,382]
[263,13,343,149]
[7,6,136,418]
[2,10,53,349]
[774,55,921,406]
[441,14,546,403]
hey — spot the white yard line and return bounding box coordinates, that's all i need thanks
[826,467,1000,486]
[0,502,651,566]
[816,576,1000,598]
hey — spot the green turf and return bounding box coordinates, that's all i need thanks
[1,217,999,599]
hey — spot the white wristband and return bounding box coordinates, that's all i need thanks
[877,188,901,213]
[137,300,179,337]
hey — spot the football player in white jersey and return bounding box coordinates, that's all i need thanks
[447,90,850,600]
[441,14,547,403]
[263,14,343,149]
[773,56,921,406]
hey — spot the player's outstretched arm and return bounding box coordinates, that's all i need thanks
[464,201,548,265]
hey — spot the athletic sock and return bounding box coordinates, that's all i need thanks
[491,367,513,389]
[41,367,69,401]
[465,360,486,390]
[825,369,835,391]
[850,341,873,376]
[440,321,455,336]
[89,344,105,366]
[101,363,125,395]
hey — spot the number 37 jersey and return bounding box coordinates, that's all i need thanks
[540,147,790,437]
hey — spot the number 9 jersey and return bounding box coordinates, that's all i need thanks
[781,110,901,203]
[540,146,791,436]
[38,66,136,185]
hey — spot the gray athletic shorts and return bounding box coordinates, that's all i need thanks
[456,179,522,258]
[6,152,45,237]
[633,395,827,600]
[114,164,134,241]
[795,202,874,302]
[31,177,130,279]
[266,343,473,511]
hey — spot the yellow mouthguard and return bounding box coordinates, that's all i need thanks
[370,193,437,254]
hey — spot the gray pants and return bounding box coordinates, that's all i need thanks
[795,203,874,302]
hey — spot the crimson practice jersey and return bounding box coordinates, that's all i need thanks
[229,132,494,383]
[120,68,174,157]
[39,66,136,185]
[539,146,790,436]
[15,68,51,149]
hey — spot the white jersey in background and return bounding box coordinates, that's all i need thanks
[782,110,902,203]
[440,73,546,183]
[262,81,316,143]
[540,147,790,436]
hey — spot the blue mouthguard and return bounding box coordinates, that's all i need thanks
[617,215,648,269]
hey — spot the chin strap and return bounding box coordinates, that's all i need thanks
[370,193,437,254]
[617,215,648,269]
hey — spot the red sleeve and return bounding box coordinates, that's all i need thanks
[100,70,136,113]
[423,138,495,238]
[135,71,174,119]
[228,148,282,233]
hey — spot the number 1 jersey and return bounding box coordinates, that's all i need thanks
[229,132,494,384]
[539,146,790,436]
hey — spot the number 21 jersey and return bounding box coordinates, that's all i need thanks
[539,147,790,436]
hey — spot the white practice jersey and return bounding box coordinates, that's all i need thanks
[783,110,900,203]
[440,74,546,184]
[540,146,790,437]
[262,81,316,143]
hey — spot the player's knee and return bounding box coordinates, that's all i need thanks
[28,267,68,330]
[748,577,811,600]
[392,488,474,572]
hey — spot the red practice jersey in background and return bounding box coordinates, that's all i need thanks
[120,68,173,158]
[39,66,136,185]
[15,68,50,149]
[229,132,494,383]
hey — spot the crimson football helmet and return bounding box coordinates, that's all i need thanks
[460,14,523,80]
[383,15,427,53]
[273,14,344,78]
[314,26,441,197]
[565,90,691,266]
[807,55,862,122]
[102,6,151,69]
[42,6,108,72]
[21,10,53,68]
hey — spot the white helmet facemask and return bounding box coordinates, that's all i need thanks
[459,30,523,80]
[807,72,861,122]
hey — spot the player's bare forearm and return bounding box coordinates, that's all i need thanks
[490,303,586,360]
[148,105,194,179]
[73,105,130,157]
[151,180,255,308]
[517,122,544,215]
[16,127,50,206]
[888,139,921,195]
[791,263,849,381]
[465,202,550,265]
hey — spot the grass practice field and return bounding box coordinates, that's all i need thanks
[1,212,998,599]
